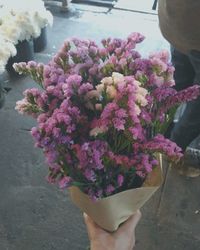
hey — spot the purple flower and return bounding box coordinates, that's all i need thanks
[84,169,96,182]
[142,134,183,160]
[59,176,72,188]
[128,32,145,44]
[105,184,115,195]
[117,174,124,187]
[78,82,93,95]
[112,117,126,130]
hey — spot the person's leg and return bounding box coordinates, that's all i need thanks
[170,97,200,151]
[170,46,195,91]
[170,50,200,152]
[164,47,195,138]
[169,49,200,176]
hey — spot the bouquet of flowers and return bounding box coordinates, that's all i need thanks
[15,33,200,231]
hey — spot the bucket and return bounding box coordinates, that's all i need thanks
[33,27,47,52]
[6,40,34,76]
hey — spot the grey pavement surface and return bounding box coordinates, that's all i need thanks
[0,1,200,250]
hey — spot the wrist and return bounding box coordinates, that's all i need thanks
[90,240,115,250]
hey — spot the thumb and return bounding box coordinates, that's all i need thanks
[83,213,104,240]
[117,210,142,235]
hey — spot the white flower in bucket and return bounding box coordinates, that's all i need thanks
[0,0,53,43]
[0,13,34,44]
[0,0,53,73]
[0,34,16,73]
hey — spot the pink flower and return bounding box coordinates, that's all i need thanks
[117,175,124,187]
[59,176,72,188]
[149,50,170,63]
[106,185,115,195]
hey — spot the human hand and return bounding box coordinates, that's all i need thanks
[84,210,141,250]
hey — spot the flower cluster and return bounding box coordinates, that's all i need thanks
[0,0,53,73]
[15,33,200,200]
[0,0,53,41]
[0,34,16,73]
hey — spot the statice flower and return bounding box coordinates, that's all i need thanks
[15,88,45,117]
[15,33,200,200]
[142,134,183,161]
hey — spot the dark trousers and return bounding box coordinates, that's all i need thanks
[170,47,200,151]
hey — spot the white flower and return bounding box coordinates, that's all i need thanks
[0,0,53,44]
[134,104,141,115]
[96,83,105,94]
[85,90,100,110]
[90,126,107,136]
[86,90,100,100]
[15,99,29,114]
[95,104,102,111]
[134,80,141,87]
[101,76,113,86]
[138,86,148,96]
[136,94,148,106]
[136,86,148,106]
[112,72,124,85]
[0,0,53,69]
[106,85,117,99]
[0,35,17,72]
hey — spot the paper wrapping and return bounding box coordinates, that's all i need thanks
[70,154,163,232]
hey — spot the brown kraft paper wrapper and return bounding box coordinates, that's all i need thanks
[70,154,163,232]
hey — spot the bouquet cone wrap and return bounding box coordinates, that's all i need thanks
[70,154,163,232]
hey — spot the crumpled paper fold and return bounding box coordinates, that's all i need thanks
[70,154,163,232]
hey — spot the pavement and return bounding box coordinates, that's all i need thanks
[0,1,200,249]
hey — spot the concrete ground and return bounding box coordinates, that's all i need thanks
[0,1,200,249]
